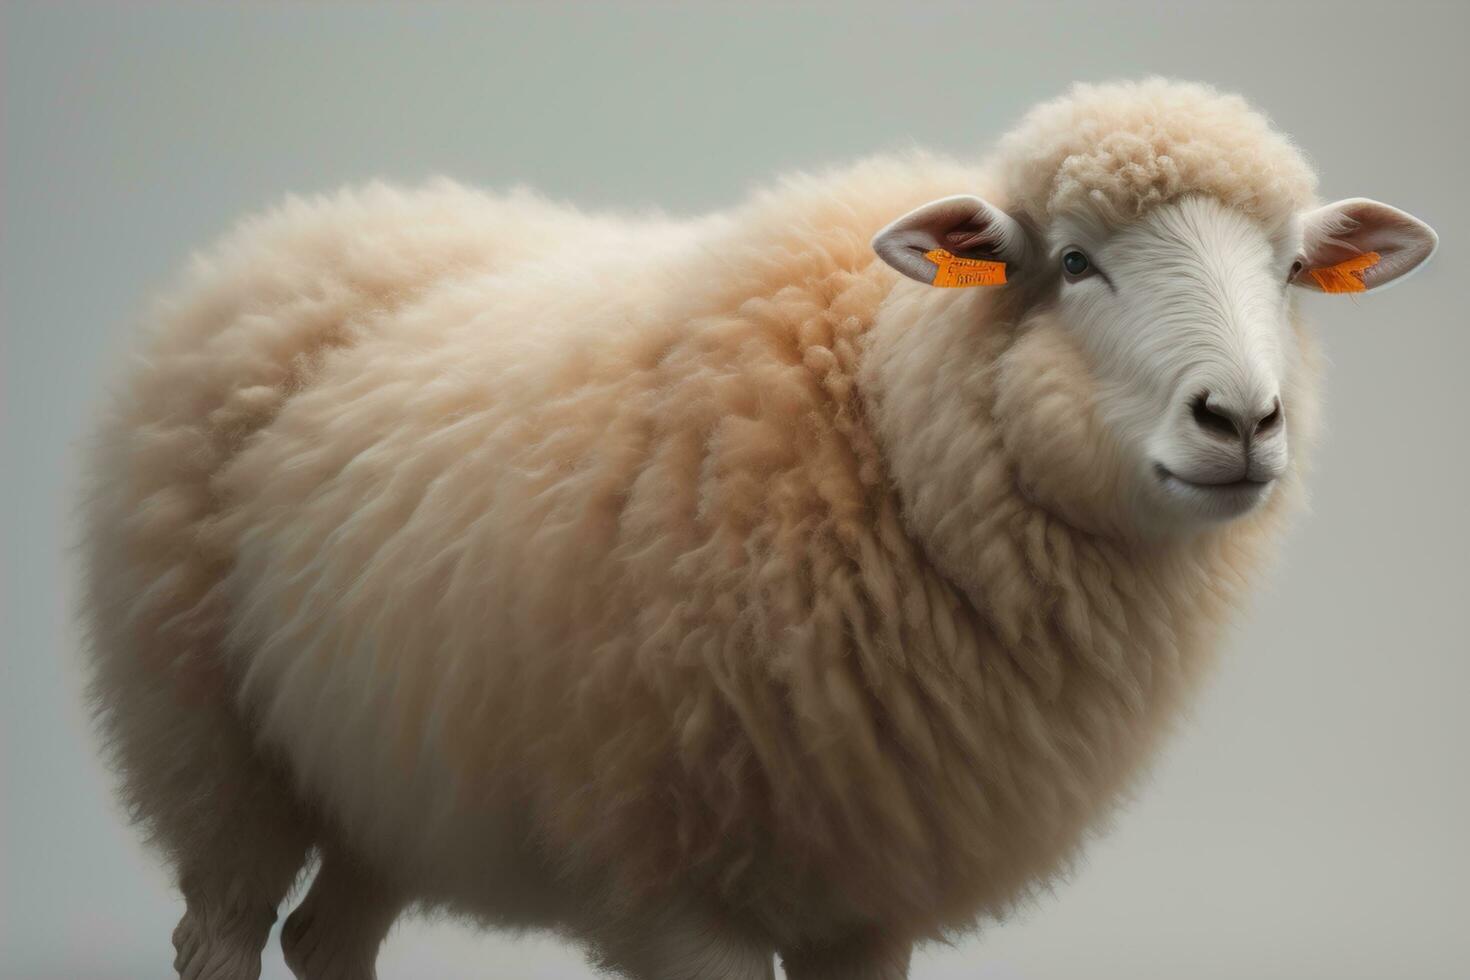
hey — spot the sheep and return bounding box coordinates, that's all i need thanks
[81,78,1438,980]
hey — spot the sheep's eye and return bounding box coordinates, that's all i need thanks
[1062,249,1091,278]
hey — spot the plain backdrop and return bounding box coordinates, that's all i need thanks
[4,3,1467,979]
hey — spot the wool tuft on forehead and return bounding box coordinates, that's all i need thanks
[994,78,1319,229]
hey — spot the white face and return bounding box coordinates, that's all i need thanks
[1048,196,1297,530]
[872,188,1437,538]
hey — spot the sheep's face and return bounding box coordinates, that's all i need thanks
[1043,195,1299,530]
[872,192,1437,537]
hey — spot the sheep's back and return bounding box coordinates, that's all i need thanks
[82,180,625,741]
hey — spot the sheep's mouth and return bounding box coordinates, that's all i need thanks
[1153,464,1273,494]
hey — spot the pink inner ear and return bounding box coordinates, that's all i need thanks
[872,194,1027,285]
[1298,199,1439,292]
[946,229,991,250]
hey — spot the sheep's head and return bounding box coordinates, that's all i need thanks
[870,81,1437,538]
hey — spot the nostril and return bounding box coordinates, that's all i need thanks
[1254,397,1284,436]
[1190,391,1239,439]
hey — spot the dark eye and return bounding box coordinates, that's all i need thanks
[1062,249,1091,277]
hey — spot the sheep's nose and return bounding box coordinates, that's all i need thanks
[1190,392,1283,442]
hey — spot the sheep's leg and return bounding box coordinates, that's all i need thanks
[589,904,775,980]
[96,674,312,980]
[163,743,313,980]
[171,878,288,980]
[780,931,912,980]
[86,574,317,980]
[281,846,402,980]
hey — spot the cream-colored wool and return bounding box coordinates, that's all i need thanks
[997,78,1317,224]
[84,81,1411,979]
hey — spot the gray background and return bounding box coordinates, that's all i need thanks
[4,3,1467,978]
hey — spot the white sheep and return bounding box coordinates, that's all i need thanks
[82,79,1438,980]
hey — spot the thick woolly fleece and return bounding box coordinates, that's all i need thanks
[83,80,1322,966]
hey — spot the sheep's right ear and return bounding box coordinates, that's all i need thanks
[872,195,1029,287]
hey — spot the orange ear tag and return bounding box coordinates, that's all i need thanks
[924,248,1007,288]
[1309,251,1381,293]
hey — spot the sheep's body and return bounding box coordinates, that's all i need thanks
[85,82,1328,978]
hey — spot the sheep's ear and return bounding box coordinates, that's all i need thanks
[1292,198,1438,293]
[872,195,1029,287]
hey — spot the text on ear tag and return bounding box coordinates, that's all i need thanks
[924,249,1007,288]
[1309,251,1381,293]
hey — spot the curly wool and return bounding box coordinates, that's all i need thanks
[996,78,1319,226]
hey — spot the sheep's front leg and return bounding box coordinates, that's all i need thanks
[590,904,775,980]
[781,931,912,980]
[281,847,401,980]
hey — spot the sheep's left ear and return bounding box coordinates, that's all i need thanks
[1293,198,1438,293]
[872,195,1030,287]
